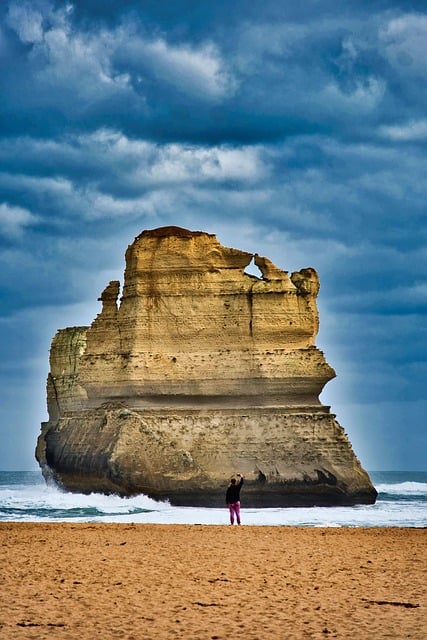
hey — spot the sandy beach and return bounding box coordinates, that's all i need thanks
[1,523,425,639]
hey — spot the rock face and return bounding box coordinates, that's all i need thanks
[36,226,377,506]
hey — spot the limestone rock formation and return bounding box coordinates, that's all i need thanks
[36,226,377,506]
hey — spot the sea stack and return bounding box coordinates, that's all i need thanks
[36,226,377,506]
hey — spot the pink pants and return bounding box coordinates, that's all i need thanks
[228,501,241,525]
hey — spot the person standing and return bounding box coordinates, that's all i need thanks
[226,473,244,525]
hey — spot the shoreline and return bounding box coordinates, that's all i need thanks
[1,523,425,638]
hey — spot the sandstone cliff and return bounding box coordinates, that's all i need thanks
[36,226,377,506]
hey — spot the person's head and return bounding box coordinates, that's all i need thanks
[230,477,236,485]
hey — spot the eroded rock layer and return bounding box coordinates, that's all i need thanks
[36,226,377,506]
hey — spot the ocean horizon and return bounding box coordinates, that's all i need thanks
[1,470,426,527]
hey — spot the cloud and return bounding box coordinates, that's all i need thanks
[379,119,427,141]
[0,129,269,226]
[321,76,386,113]
[0,1,415,144]
[28,23,129,111]
[0,202,39,238]
[1,5,132,143]
[146,143,266,183]
[380,13,427,79]
[5,1,45,44]
[1,0,235,142]
[117,36,236,101]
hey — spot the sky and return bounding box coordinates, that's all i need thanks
[0,0,426,472]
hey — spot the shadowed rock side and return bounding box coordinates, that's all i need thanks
[36,226,377,506]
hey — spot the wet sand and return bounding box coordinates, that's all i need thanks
[1,523,425,639]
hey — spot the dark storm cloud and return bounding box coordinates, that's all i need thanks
[0,0,426,470]
[2,0,427,143]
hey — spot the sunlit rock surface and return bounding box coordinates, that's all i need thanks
[36,226,377,506]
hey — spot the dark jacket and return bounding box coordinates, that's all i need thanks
[226,477,244,504]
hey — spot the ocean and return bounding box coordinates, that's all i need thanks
[1,470,426,527]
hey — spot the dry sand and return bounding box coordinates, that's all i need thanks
[0,523,425,639]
